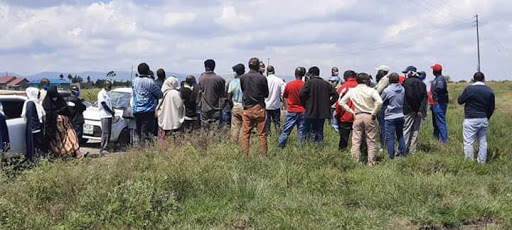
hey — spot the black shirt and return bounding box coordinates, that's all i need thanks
[299,76,339,119]
[181,85,199,118]
[240,70,269,109]
[458,83,495,119]
[403,77,427,114]
[66,95,86,125]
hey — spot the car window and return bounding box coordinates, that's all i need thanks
[0,100,25,120]
[110,92,131,109]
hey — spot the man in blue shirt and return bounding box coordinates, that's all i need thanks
[429,63,449,143]
[458,72,495,164]
[132,63,163,146]
[381,73,406,159]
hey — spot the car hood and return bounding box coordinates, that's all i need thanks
[84,107,125,121]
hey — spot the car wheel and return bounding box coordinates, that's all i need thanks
[117,128,130,151]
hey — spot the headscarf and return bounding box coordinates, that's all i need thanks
[21,87,46,123]
[157,77,184,130]
[42,87,69,134]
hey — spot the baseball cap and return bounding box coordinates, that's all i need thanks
[402,66,417,73]
[375,65,389,72]
[431,63,443,72]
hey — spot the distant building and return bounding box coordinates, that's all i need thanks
[0,76,29,90]
[28,78,71,91]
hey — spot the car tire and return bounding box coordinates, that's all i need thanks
[117,128,130,151]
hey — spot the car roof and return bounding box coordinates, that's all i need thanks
[0,95,26,100]
[112,88,132,93]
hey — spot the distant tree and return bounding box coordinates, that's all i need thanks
[106,71,116,79]
[445,75,453,83]
[67,74,73,81]
[60,74,65,80]
[87,76,91,83]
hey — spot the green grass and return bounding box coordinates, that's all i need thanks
[1,82,511,229]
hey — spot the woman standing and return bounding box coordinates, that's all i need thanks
[21,87,47,161]
[43,87,83,159]
[156,77,185,139]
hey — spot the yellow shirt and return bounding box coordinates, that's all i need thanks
[339,84,383,116]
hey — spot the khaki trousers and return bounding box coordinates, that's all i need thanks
[241,105,268,156]
[351,114,378,165]
[230,108,244,141]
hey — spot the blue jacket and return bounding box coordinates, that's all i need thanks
[431,74,449,104]
[132,77,163,114]
[381,83,405,120]
[458,82,495,119]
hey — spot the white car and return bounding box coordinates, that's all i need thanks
[0,94,28,159]
[82,88,135,148]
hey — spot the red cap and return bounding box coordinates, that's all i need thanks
[431,63,443,72]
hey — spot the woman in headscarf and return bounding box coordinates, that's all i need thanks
[156,77,185,140]
[42,87,83,159]
[21,87,47,161]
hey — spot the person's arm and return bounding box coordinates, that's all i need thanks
[101,102,115,117]
[339,91,355,115]
[488,91,495,119]
[72,96,86,112]
[457,88,469,105]
[372,89,383,117]
[151,82,163,100]
[420,87,428,117]
[329,86,339,106]
[262,78,269,98]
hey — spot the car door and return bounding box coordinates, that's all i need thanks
[0,98,27,158]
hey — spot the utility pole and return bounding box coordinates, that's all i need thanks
[474,14,481,72]
[267,58,270,67]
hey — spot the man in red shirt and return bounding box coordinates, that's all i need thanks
[277,67,307,148]
[335,70,358,150]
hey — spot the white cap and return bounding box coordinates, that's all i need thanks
[375,65,389,72]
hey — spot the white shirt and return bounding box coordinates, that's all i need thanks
[97,89,113,118]
[265,74,285,110]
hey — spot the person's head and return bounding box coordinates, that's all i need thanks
[308,66,320,77]
[431,63,443,76]
[40,78,50,90]
[248,57,260,71]
[473,72,485,82]
[402,66,417,78]
[343,70,357,80]
[71,85,80,97]
[418,71,427,81]
[185,75,196,86]
[267,65,275,75]
[375,65,389,80]
[331,67,339,76]
[26,87,40,101]
[149,70,155,79]
[295,67,306,80]
[104,80,112,91]
[156,68,166,80]
[389,72,400,84]
[138,63,150,77]
[163,76,179,91]
[258,61,266,75]
[204,59,216,72]
[232,63,245,77]
[356,72,369,85]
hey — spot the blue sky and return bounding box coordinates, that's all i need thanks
[0,0,511,81]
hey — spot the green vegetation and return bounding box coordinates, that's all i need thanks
[1,83,511,229]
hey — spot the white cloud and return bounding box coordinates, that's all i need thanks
[162,12,196,27]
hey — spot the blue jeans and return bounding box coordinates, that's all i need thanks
[463,118,488,163]
[377,107,386,148]
[303,118,325,147]
[277,112,306,148]
[431,103,448,143]
[265,109,281,135]
[385,117,406,159]
[74,124,83,140]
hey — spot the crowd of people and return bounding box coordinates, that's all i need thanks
[11,58,496,166]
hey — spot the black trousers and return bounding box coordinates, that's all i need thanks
[338,122,353,150]
[134,112,156,146]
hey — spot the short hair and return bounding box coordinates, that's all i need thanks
[232,63,245,76]
[473,72,485,82]
[343,70,357,80]
[156,69,166,79]
[308,66,320,77]
[185,75,196,85]
[295,67,306,78]
[137,63,150,76]
[267,65,275,74]
[204,59,216,71]
[356,73,369,84]
[389,72,400,83]
[248,57,260,71]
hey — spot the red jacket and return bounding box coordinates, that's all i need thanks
[335,78,358,123]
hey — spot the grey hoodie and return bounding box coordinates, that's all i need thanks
[381,83,405,120]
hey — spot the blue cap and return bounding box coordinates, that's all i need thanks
[402,66,417,73]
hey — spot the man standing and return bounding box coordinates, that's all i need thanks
[264,65,285,135]
[240,57,269,157]
[228,63,245,141]
[402,66,427,154]
[299,66,339,147]
[67,85,87,144]
[181,75,199,132]
[381,73,406,159]
[429,63,449,143]
[98,81,114,154]
[277,67,306,148]
[198,59,226,129]
[374,65,390,151]
[458,72,495,164]
[335,70,358,151]
[132,63,163,146]
[329,67,341,133]
[339,73,383,166]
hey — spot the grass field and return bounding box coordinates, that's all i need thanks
[1,82,511,229]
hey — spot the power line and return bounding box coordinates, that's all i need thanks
[407,0,472,24]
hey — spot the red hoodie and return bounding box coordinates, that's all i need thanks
[335,78,358,123]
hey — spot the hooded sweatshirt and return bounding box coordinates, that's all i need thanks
[157,77,185,131]
[381,83,405,120]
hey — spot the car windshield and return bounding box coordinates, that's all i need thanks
[110,91,131,109]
